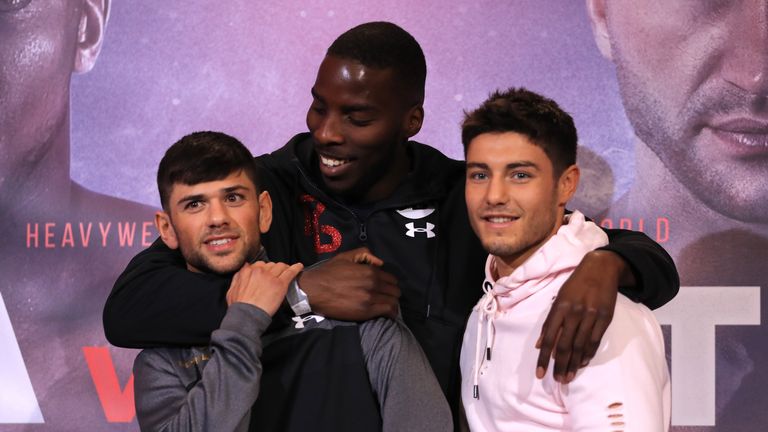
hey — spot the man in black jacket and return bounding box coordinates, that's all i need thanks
[105,22,679,423]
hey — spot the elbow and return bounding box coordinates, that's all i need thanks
[102,301,134,348]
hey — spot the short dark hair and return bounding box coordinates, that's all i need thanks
[327,21,426,104]
[461,87,578,176]
[157,131,258,210]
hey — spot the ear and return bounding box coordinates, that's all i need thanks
[557,165,581,206]
[403,105,424,139]
[154,211,179,250]
[257,191,273,234]
[585,0,613,61]
[73,0,110,73]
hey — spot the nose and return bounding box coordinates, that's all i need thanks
[207,200,230,228]
[313,113,344,146]
[722,3,768,95]
[485,176,508,206]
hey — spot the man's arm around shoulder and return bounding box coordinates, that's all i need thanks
[104,237,229,348]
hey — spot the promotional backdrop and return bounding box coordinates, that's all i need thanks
[1,1,764,430]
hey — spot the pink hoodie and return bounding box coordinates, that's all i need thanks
[460,211,670,431]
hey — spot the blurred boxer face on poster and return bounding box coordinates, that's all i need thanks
[306,55,421,203]
[0,0,106,193]
[157,170,273,275]
[588,0,768,223]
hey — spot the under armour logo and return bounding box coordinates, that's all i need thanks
[292,314,325,329]
[405,222,436,238]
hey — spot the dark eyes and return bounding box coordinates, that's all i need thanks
[309,103,372,127]
[225,193,244,203]
[468,172,488,181]
[348,116,373,126]
[182,194,244,211]
[184,200,202,210]
[466,172,532,181]
[512,172,530,180]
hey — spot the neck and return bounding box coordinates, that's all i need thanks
[360,142,411,203]
[0,111,73,225]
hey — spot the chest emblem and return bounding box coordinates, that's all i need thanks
[301,194,342,254]
[405,222,436,238]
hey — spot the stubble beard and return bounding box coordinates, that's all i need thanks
[613,49,768,224]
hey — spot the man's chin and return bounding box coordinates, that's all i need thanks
[482,240,522,259]
[188,258,247,276]
[679,172,768,224]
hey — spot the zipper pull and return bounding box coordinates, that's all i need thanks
[359,223,368,241]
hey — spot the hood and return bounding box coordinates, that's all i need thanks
[469,210,608,400]
[483,210,609,311]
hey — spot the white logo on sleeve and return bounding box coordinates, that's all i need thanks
[405,222,436,238]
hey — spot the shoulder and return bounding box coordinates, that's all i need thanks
[409,141,464,174]
[597,295,666,362]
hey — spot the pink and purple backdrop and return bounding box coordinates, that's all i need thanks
[1,1,764,430]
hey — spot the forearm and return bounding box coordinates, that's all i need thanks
[601,228,679,309]
[104,238,228,348]
[359,318,453,432]
[134,304,271,432]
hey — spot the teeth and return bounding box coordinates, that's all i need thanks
[320,155,348,167]
[488,217,514,223]
[209,238,231,246]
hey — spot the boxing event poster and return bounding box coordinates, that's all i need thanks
[1,1,763,430]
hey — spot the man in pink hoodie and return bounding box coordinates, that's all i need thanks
[459,88,670,431]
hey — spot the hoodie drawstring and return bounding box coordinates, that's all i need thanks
[473,280,499,399]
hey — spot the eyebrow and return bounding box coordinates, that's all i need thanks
[175,184,251,206]
[466,161,540,170]
[310,88,376,113]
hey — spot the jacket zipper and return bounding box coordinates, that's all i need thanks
[359,222,368,241]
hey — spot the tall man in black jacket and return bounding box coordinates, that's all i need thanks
[104,22,679,422]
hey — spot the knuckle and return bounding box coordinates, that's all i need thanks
[596,308,613,319]
[539,336,555,348]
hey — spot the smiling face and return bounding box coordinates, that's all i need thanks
[588,0,768,223]
[306,55,423,203]
[465,132,578,274]
[155,170,272,275]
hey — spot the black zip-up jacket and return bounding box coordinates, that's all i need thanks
[104,133,679,417]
